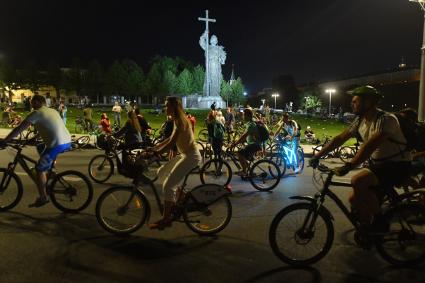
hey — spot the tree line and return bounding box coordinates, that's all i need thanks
[0,56,246,105]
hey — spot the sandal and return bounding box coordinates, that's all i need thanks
[148,219,172,230]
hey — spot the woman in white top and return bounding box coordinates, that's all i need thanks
[149,96,202,230]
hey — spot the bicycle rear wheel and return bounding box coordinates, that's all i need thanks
[249,159,281,191]
[200,159,232,186]
[269,202,334,266]
[375,203,425,266]
[88,154,114,183]
[183,185,232,235]
[49,170,93,213]
[96,186,149,235]
[0,169,23,211]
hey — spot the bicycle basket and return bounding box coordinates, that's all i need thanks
[119,150,147,179]
[97,134,109,150]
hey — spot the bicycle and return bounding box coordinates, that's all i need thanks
[0,141,93,213]
[269,162,425,266]
[88,136,160,183]
[200,147,281,191]
[95,157,233,236]
[338,141,360,163]
[74,116,86,134]
[268,135,305,176]
[311,135,339,159]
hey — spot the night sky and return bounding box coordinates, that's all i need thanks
[0,0,423,93]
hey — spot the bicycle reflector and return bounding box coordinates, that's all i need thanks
[225,185,232,193]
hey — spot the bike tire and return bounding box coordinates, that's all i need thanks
[269,202,334,266]
[0,168,23,211]
[338,146,356,163]
[200,159,232,186]
[76,136,90,148]
[198,129,209,143]
[96,186,149,235]
[88,154,114,183]
[183,186,232,235]
[296,147,305,174]
[49,170,93,213]
[249,159,281,191]
[375,203,425,266]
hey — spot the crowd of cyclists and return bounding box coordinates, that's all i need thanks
[1,85,425,266]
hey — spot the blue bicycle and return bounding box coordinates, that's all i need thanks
[268,135,304,176]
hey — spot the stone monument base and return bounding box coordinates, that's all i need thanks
[182,95,226,109]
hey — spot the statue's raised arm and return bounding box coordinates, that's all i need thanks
[199,31,208,51]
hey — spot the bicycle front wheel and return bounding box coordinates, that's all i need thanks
[96,186,149,235]
[249,159,281,191]
[0,169,23,211]
[76,136,90,148]
[49,170,93,213]
[88,154,114,183]
[183,188,232,235]
[269,202,334,266]
[375,203,425,266]
[200,159,232,186]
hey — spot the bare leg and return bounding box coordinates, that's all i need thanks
[350,170,380,224]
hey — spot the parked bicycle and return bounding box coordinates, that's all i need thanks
[269,162,425,266]
[200,147,281,191]
[96,154,233,236]
[0,141,93,213]
[311,135,339,159]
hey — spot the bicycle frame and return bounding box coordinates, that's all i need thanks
[4,145,39,182]
[276,139,299,168]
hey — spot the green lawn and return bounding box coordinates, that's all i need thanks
[1,108,354,144]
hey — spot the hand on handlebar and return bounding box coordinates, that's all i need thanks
[309,156,320,169]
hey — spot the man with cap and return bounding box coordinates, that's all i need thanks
[310,85,411,227]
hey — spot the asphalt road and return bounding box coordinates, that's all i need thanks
[0,147,424,283]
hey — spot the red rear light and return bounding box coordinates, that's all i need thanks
[225,185,232,193]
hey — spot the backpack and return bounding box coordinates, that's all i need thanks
[256,121,270,143]
[213,121,226,140]
[393,113,425,151]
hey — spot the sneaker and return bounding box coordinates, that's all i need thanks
[29,197,49,208]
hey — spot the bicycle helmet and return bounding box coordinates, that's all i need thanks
[348,85,383,100]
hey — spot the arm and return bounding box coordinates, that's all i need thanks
[4,119,31,142]
[413,151,425,159]
[232,131,248,147]
[153,123,180,154]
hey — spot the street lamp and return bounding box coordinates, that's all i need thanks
[325,88,336,117]
[410,0,425,122]
[271,93,279,109]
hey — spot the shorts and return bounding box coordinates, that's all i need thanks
[368,161,412,189]
[36,143,71,172]
[238,143,261,161]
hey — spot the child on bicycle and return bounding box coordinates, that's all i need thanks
[0,95,71,207]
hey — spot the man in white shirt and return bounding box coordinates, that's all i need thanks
[112,101,122,127]
[310,86,411,225]
[1,95,71,207]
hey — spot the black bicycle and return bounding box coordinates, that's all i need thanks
[269,162,425,266]
[0,141,93,213]
[96,158,233,236]
[200,147,281,191]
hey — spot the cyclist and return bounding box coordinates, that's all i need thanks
[272,112,301,171]
[134,107,152,146]
[206,110,224,159]
[148,96,202,230]
[113,110,142,150]
[230,108,261,179]
[0,94,71,207]
[309,85,412,226]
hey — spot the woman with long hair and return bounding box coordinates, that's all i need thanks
[149,96,202,229]
[114,110,142,149]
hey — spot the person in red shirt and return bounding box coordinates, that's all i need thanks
[99,113,112,134]
[186,112,196,133]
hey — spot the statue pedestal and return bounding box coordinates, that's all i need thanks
[182,95,226,109]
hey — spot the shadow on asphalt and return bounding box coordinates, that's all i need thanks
[242,266,321,283]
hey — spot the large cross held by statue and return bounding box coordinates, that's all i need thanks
[198,10,216,97]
